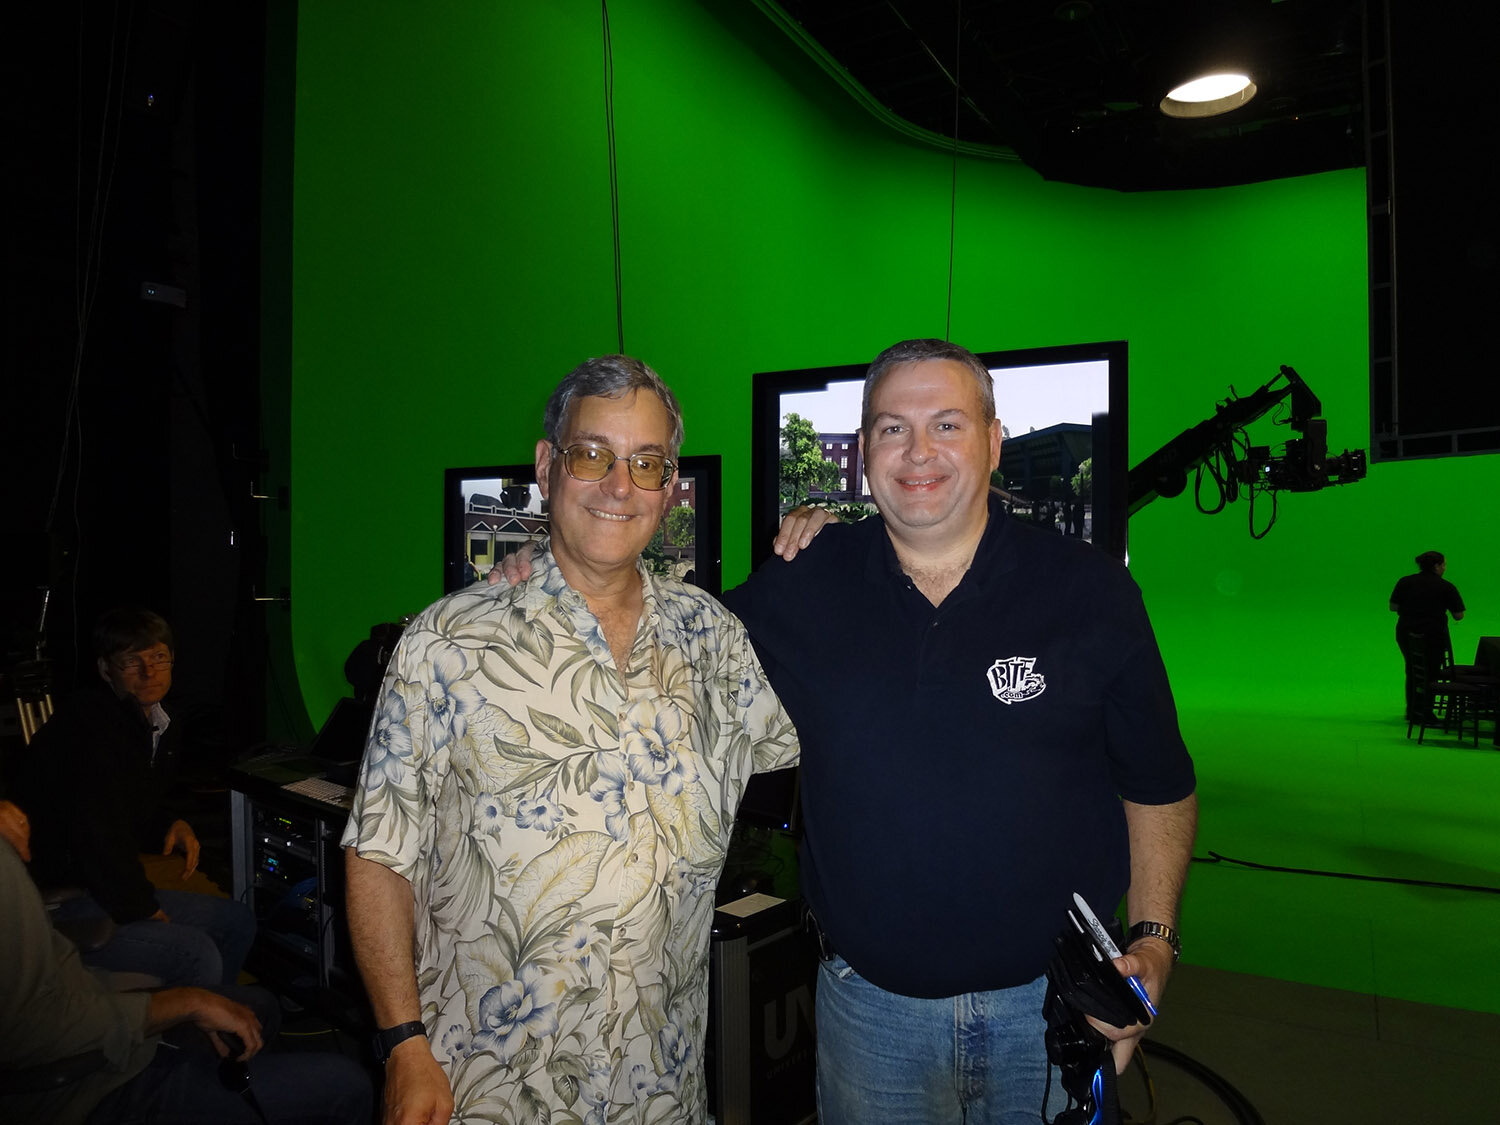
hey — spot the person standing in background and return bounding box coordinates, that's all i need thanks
[1391,550,1466,723]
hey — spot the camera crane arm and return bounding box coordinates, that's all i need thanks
[1126,365,1322,517]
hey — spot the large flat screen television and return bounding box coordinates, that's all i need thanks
[750,341,1127,564]
[443,455,722,596]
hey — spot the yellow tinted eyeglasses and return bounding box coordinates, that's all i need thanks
[554,444,676,490]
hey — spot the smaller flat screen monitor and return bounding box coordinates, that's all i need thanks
[443,455,722,595]
[750,342,1127,564]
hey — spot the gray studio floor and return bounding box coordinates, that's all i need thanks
[1129,962,1499,1124]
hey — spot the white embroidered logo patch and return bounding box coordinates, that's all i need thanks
[986,656,1046,705]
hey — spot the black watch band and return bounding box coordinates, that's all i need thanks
[372,1020,427,1063]
[1128,920,1181,962]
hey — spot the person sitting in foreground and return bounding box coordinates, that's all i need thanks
[0,797,373,1125]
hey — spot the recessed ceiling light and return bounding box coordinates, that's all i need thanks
[1160,73,1257,118]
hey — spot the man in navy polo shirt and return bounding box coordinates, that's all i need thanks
[725,339,1196,1124]
[496,339,1197,1123]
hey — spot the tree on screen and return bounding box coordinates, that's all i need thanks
[664,504,696,547]
[779,413,839,505]
[1071,457,1092,502]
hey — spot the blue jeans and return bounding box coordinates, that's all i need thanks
[815,956,1062,1125]
[57,890,256,988]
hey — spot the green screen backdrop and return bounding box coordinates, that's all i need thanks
[290,0,1500,1011]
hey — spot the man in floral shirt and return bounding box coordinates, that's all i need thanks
[343,356,799,1125]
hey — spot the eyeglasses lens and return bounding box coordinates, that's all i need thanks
[560,446,670,490]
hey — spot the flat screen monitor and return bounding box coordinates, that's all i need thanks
[443,455,723,595]
[750,341,1127,564]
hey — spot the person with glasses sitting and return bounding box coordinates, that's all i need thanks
[343,355,799,1125]
[11,607,257,990]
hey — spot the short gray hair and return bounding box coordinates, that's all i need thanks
[860,339,995,434]
[543,354,685,458]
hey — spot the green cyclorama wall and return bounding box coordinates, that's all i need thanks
[292,2,1500,1002]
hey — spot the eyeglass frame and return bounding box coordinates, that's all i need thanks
[110,652,175,675]
[551,443,677,491]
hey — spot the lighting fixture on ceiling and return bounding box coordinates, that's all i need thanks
[1160,72,1257,118]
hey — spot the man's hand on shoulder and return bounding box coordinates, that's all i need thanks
[488,543,540,587]
[162,818,200,878]
[383,1037,454,1125]
[772,505,842,562]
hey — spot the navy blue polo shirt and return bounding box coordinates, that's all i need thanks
[722,497,1194,998]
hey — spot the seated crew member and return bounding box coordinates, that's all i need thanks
[0,797,372,1125]
[15,607,255,987]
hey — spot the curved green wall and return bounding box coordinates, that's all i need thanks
[291,0,1500,1008]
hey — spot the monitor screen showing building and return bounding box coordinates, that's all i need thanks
[751,342,1127,563]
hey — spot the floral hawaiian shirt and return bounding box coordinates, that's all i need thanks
[342,544,799,1124]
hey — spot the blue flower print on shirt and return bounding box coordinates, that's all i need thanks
[656,587,722,655]
[655,1017,695,1093]
[425,644,485,751]
[515,794,563,832]
[580,1054,612,1124]
[729,668,762,712]
[587,751,633,841]
[363,687,413,785]
[629,1063,657,1102]
[472,962,560,1062]
[622,699,697,796]
[669,857,712,900]
[552,920,594,974]
[472,792,505,835]
[440,1022,472,1062]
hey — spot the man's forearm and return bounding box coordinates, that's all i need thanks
[345,847,423,1027]
[1122,793,1197,929]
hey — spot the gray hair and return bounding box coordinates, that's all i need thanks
[860,339,996,434]
[543,354,685,458]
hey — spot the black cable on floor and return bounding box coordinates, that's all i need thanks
[1133,1039,1264,1125]
[1196,850,1500,895]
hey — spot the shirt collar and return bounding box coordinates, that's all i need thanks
[515,538,660,665]
[868,492,1016,589]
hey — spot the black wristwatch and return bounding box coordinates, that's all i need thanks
[372,1020,427,1063]
[1128,920,1182,962]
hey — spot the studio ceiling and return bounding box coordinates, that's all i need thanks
[760,0,1367,191]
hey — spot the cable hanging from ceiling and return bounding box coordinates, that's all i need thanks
[601,1,625,354]
[945,0,961,343]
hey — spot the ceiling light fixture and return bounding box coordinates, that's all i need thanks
[1160,72,1256,118]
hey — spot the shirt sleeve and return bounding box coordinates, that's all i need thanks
[340,618,439,880]
[1100,584,1196,805]
[1447,583,1466,617]
[718,610,800,775]
[0,843,152,1074]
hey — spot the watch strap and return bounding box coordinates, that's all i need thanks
[1128,920,1181,962]
[372,1020,427,1063]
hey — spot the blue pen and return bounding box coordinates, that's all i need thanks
[1071,892,1159,1019]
